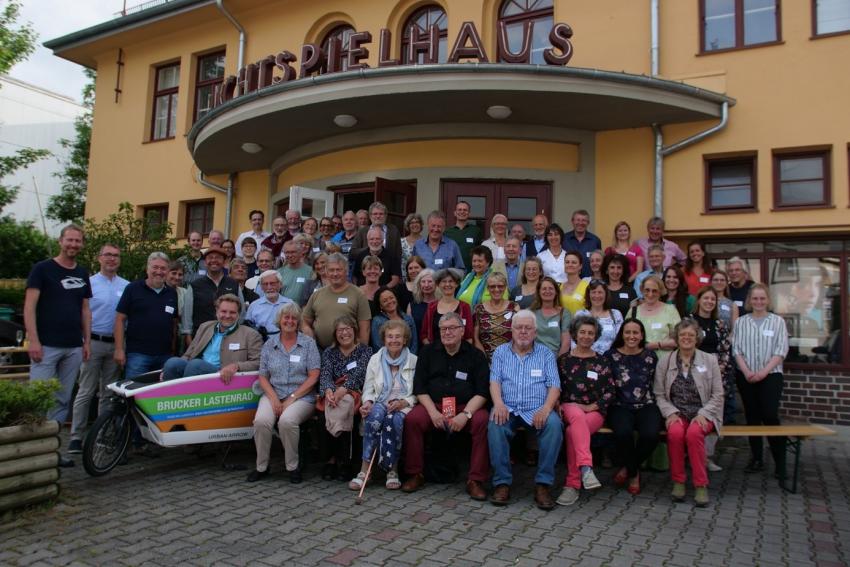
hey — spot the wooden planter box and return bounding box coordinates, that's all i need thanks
[0,420,60,513]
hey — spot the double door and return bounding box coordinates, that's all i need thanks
[441,180,552,238]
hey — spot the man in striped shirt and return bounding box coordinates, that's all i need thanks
[487,310,563,510]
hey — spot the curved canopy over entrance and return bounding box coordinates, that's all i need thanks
[188,64,735,175]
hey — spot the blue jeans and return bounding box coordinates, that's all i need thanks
[162,357,219,380]
[124,353,171,380]
[488,411,563,487]
[30,346,83,423]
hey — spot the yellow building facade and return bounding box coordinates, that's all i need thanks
[47,0,850,423]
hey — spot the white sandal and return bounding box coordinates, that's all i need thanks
[349,472,367,491]
[386,471,401,490]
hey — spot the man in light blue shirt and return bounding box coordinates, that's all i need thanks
[633,244,666,298]
[68,243,129,453]
[502,238,523,289]
[487,310,562,510]
[412,210,465,271]
[246,270,293,339]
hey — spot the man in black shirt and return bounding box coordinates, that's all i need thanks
[727,256,754,314]
[25,224,92,424]
[401,312,490,500]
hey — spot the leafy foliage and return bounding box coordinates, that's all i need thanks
[0,0,35,75]
[0,217,52,278]
[0,379,61,427]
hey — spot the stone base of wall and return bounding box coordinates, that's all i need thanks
[781,369,850,426]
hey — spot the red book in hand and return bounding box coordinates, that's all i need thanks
[442,397,456,419]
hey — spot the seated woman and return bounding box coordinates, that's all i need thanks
[655,319,724,507]
[319,316,373,482]
[556,315,616,506]
[247,302,321,484]
[350,320,418,491]
[473,272,517,361]
[162,294,262,382]
[606,319,661,495]
[371,286,419,354]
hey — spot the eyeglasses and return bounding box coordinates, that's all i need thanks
[439,325,464,333]
[643,288,661,294]
[100,253,120,258]
[336,326,354,333]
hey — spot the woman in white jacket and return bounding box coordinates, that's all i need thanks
[349,319,418,491]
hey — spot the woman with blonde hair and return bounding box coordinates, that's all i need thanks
[510,256,543,309]
[604,221,643,282]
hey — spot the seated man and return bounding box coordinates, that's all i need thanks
[487,309,563,510]
[401,312,490,500]
[162,294,262,383]
[245,270,293,340]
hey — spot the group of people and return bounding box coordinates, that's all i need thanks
[24,204,789,509]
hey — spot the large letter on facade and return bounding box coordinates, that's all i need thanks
[543,23,573,65]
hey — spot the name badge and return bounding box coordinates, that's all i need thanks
[164,305,174,314]
[547,321,559,328]
[734,300,743,307]
[626,250,635,256]
[573,294,582,300]
[289,355,301,362]
[466,237,474,243]
[651,323,663,330]
[587,370,598,380]
[337,297,348,304]
[504,312,512,320]
[530,369,543,377]
[228,343,240,350]
[312,247,320,253]
[696,365,706,373]
[586,252,591,258]
[198,269,207,276]
[456,371,468,381]
[346,361,357,370]
[619,293,629,299]
[721,304,731,311]
[763,330,775,337]
[699,276,710,283]
[296,277,306,283]
[434,258,444,265]
[515,295,523,301]
[461,319,466,326]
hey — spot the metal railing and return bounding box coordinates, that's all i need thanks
[115,0,177,17]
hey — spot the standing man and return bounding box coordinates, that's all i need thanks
[302,253,371,349]
[726,256,754,314]
[207,230,225,250]
[261,216,288,260]
[245,250,276,291]
[355,209,369,229]
[444,201,481,270]
[503,238,523,290]
[25,224,92,430]
[487,310,562,510]
[331,210,359,259]
[235,210,270,258]
[633,245,666,297]
[278,240,314,304]
[68,243,129,454]
[178,231,206,284]
[413,210,465,271]
[114,252,179,379]
[563,209,602,278]
[636,216,686,268]
[351,226,402,287]
[350,202,402,261]
[526,214,548,258]
[181,247,241,344]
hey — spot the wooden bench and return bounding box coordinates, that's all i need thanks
[594,423,836,494]
[0,372,29,382]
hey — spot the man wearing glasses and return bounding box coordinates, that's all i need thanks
[235,210,270,258]
[400,312,490,499]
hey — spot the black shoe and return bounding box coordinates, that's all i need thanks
[246,469,269,482]
[58,456,75,468]
[67,439,83,454]
[774,467,786,481]
[289,467,303,484]
[321,463,337,481]
[744,459,764,473]
[337,464,352,482]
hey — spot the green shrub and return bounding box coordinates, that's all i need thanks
[0,287,25,306]
[0,379,60,427]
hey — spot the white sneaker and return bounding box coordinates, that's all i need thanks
[581,468,602,490]
[707,459,723,472]
[557,487,579,506]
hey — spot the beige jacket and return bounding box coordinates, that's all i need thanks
[182,321,262,372]
[654,349,724,435]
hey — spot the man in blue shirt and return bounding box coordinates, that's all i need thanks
[503,238,523,289]
[246,270,293,339]
[412,211,465,272]
[68,243,129,454]
[563,209,602,278]
[487,310,562,510]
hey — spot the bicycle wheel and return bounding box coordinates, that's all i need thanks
[82,410,131,476]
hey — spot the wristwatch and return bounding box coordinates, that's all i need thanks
[463,410,473,419]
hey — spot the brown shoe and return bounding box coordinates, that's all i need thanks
[490,484,510,506]
[466,480,487,501]
[401,473,425,493]
[534,484,555,511]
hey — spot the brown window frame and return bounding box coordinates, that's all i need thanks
[193,51,225,123]
[704,153,758,213]
[142,204,169,226]
[400,4,449,65]
[811,0,850,38]
[150,62,180,141]
[497,0,555,64]
[772,148,832,210]
[699,0,783,54]
[321,24,356,72]
[184,200,214,237]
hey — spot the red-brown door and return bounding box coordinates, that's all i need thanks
[441,180,552,237]
[375,177,417,234]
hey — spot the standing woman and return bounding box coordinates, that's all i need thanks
[510,256,543,309]
[351,320,418,491]
[473,272,518,361]
[458,246,501,307]
[248,303,320,484]
[371,286,419,354]
[537,224,567,283]
[556,316,617,506]
[358,256,383,311]
[300,252,330,304]
[732,284,789,477]
[632,276,680,354]
[607,319,660,495]
[409,268,436,346]
[576,280,623,355]
[683,242,714,296]
[604,221,644,282]
[559,251,589,316]
[663,265,695,318]
[655,319,724,506]
[421,268,473,345]
[221,240,236,264]
[482,213,510,265]
[397,255,426,314]
[531,276,571,356]
[603,254,636,318]
[401,213,424,281]
[711,270,739,331]
[586,250,605,281]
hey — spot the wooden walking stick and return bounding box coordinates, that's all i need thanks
[355,447,377,505]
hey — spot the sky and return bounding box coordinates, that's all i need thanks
[8,0,120,102]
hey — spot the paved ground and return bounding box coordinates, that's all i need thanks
[1,427,849,567]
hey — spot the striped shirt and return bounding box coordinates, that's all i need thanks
[732,313,789,374]
[490,341,560,425]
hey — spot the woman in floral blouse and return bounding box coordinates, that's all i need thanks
[606,319,661,495]
[556,315,616,506]
[473,272,517,361]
